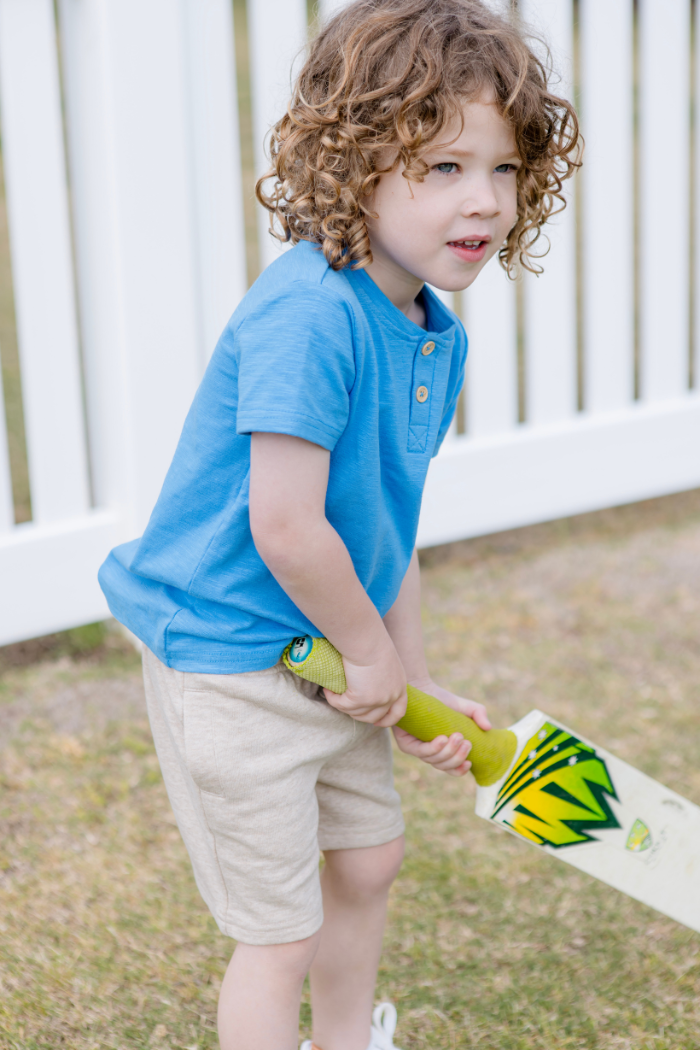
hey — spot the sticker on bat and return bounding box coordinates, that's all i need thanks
[288,636,313,665]
[625,818,652,853]
[488,722,621,848]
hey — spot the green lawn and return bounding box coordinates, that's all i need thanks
[1,490,699,1049]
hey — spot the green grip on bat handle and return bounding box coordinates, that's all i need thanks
[283,636,517,787]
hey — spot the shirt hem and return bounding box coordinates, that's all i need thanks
[236,413,341,451]
[155,643,292,675]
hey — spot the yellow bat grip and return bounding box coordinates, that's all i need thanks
[282,636,516,787]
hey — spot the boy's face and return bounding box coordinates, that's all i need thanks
[366,92,521,295]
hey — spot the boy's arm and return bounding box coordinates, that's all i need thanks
[249,432,406,727]
[383,549,492,777]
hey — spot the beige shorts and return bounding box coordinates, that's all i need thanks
[142,648,404,945]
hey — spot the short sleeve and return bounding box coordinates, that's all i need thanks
[235,284,356,451]
[432,325,468,457]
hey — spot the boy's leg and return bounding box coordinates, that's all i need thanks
[310,835,405,1050]
[218,837,403,1050]
[141,650,403,1050]
[218,931,322,1050]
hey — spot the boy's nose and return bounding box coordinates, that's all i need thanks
[461,177,500,219]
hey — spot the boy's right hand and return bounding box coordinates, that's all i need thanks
[323,642,407,727]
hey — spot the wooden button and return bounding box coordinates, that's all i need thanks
[421,341,435,356]
[416,386,429,403]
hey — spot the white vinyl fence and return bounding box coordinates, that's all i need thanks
[0,0,699,646]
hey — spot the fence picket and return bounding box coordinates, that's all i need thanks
[0,0,90,523]
[694,0,700,392]
[518,0,577,425]
[57,0,130,518]
[462,258,518,437]
[580,0,634,413]
[57,0,205,534]
[638,0,691,401]
[0,369,13,531]
[248,0,308,272]
[182,0,247,360]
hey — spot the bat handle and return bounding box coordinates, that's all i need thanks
[283,636,517,787]
[399,684,516,787]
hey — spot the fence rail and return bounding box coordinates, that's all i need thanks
[0,0,699,646]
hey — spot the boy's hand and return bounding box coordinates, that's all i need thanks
[391,679,491,777]
[323,642,408,727]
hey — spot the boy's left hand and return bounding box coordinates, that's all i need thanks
[391,680,491,778]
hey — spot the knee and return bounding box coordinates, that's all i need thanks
[269,930,323,979]
[235,929,322,984]
[324,834,404,903]
[371,834,405,890]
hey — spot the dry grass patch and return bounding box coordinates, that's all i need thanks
[1,492,700,1048]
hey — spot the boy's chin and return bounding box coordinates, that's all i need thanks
[426,268,484,294]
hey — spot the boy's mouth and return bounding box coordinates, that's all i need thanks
[447,237,490,263]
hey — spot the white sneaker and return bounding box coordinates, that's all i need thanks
[300,1002,402,1050]
[369,1002,402,1049]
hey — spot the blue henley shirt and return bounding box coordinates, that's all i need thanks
[98,240,468,672]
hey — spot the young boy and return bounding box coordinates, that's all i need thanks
[99,1,580,1047]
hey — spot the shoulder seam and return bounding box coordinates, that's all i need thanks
[233,279,355,338]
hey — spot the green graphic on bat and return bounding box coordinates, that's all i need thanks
[489,723,621,848]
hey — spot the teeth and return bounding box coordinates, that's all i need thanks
[456,241,481,248]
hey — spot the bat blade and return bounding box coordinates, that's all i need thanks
[475,711,700,934]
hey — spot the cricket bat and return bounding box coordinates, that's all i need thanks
[283,635,700,935]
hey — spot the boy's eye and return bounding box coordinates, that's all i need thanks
[495,163,518,174]
[434,162,459,175]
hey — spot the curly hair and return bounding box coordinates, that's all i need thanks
[256,0,582,276]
